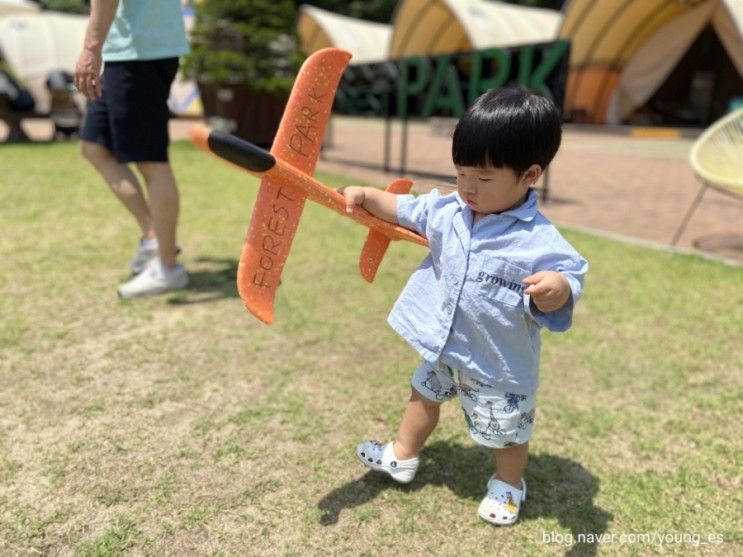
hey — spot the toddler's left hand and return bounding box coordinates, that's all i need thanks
[522,271,571,313]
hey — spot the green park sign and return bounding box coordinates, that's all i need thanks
[335,40,570,119]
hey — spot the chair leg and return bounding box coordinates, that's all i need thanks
[671,182,708,246]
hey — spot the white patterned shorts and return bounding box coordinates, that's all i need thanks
[411,360,536,449]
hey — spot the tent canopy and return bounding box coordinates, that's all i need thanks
[0,0,39,17]
[297,5,392,65]
[559,0,743,123]
[389,0,561,58]
[0,12,87,111]
[0,12,87,78]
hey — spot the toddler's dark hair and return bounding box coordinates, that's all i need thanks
[452,86,562,175]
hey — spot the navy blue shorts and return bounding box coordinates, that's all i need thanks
[80,58,179,163]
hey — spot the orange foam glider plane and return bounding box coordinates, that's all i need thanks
[189,48,428,324]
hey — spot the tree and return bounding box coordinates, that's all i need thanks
[298,0,566,23]
[299,0,397,24]
[37,0,90,14]
[182,0,306,145]
[501,0,566,10]
[183,0,303,92]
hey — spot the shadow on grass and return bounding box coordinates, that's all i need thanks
[165,256,239,305]
[318,442,611,556]
[693,233,743,258]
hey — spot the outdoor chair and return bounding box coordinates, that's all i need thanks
[0,65,35,142]
[671,106,743,246]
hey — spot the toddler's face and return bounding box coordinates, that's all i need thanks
[455,164,535,216]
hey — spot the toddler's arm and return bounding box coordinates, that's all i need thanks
[522,271,572,313]
[339,186,399,224]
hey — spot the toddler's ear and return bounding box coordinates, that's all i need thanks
[522,164,542,186]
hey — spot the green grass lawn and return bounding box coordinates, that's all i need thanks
[0,141,741,556]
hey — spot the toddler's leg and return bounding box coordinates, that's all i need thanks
[477,443,529,525]
[492,442,529,488]
[355,388,441,484]
[394,387,442,459]
[356,362,451,483]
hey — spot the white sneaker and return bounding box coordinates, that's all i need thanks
[129,239,158,274]
[478,476,526,526]
[117,258,188,298]
[129,240,182,274]
[355,440,419,484]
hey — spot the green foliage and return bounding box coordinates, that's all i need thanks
[39,0,89,14]
[502,0,566,9]
[302,0,565,22]
[183,0,304,92]
[305,0,398,23]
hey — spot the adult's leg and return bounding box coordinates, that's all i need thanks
[393,388,442,459]
[135,162,179,268]
[81,140,153,239]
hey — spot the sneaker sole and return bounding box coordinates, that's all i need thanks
[117,276,188,299]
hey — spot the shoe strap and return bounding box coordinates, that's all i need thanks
[487,477,524,502]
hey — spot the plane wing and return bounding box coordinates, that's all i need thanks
[189,48,429,325]
[237,48,351,324]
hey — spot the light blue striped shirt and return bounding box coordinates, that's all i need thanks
[389,188,588,395]
[103,0,190,62]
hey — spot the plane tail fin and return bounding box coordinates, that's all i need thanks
[358,179,414,282]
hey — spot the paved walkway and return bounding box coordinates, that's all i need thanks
[4,116,742,263]
[314,117,743,264]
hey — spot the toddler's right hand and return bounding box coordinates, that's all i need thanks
[338,185,366,213]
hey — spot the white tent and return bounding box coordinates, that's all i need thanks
[0,0,39,17]
[297,5,392,65]
[389,0,561,58]
[559,0,743,124]
[715,0,743,74]
[0,12,87,112]
[607,0,743,123]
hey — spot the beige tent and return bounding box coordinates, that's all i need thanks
[297,5,392,64]
[0,0,39,17]
[559,0,743,124]
[389,0,561,58]
[0,12,87,112]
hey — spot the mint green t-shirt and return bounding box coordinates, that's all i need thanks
[103,0,190,62]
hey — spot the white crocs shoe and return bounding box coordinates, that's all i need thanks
[118,258,188,298]
[356,440,419,484]
[478,476,526,526]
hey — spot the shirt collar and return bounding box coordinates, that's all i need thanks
[456,188,539,223]
[502,188,538,222]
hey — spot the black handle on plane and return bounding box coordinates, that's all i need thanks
[207,130,277,173]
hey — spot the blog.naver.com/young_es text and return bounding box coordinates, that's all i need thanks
[541,530,725,548]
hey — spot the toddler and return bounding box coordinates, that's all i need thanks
[341,86,588,526]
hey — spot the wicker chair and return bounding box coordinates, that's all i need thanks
[671,107,743,245]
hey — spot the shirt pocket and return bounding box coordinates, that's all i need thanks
[475,259,528,307]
